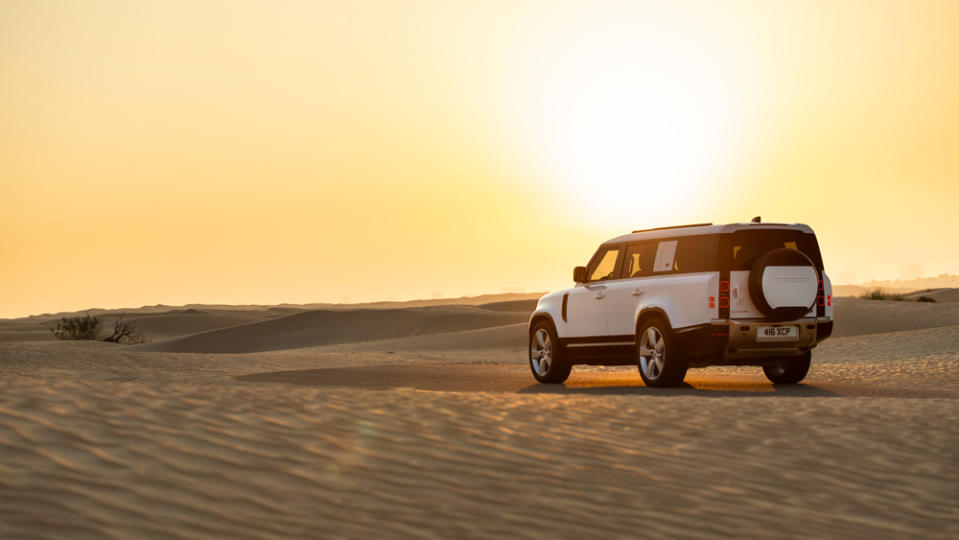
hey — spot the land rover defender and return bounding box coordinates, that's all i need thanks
[528,220,834,387]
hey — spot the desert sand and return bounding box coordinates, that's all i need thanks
[0,295,957,538]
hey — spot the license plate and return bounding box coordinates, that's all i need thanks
[756,325,799,341]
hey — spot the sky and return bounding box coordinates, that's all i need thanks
[1,0,958,318]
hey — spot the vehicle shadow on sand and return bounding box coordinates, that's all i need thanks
[237,364,841,397]
[516,380,841,397]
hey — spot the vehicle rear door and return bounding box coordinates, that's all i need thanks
[728,229,824,319]
[604,242,657,336]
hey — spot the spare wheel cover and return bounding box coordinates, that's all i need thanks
[748,248,818,321]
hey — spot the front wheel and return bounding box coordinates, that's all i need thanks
[529,322,572,384]
[636,318,687,387]
[762,352,811,384]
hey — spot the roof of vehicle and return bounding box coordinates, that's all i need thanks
[602,222,815,246]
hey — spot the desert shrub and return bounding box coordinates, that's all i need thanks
[103,315,146,344]
[916,296,937,303]
[51,315,103,340]
[860,288,904,301]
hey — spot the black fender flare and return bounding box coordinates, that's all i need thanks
[529,312,559,336]
[635,308,673,336]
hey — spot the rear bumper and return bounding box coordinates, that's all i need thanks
[724,319,817,360]
[677,317,833,365]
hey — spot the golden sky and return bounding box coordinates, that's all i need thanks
[2,0,958,317]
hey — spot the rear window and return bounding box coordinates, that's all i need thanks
[730,230,823,271]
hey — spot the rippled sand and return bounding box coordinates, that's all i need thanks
[0,309,957,538]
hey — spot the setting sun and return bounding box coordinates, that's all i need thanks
[511,23,748,225]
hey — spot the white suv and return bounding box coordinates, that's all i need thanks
[528,220,834,387]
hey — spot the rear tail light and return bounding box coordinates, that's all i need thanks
[708,296,715,309]
[817,295,825,307]
[719,297,729,308]
[720,281,729,292]
[827,295,832,307]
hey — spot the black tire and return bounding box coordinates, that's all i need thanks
[636,318,687,387]
[762,351,811,384]
[528,321,572,384]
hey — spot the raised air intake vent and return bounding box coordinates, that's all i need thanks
[631,223,713,234]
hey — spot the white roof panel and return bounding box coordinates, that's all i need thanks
[602,222,815,246]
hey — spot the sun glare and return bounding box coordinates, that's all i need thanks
[516,33,748,227]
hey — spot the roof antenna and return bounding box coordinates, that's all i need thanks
[751,216,761,223]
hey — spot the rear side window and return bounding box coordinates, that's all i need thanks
[624,243,656,278]
[625,236,719,277]
[730,230,823,270]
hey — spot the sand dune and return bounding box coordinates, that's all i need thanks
[833,297,959,337]
[833,285,959,302]
[902,288,959,303]
[8,296,959,355]
[0,308,289,342]
[322,322,529,353]
[5,292,544,323]
[110,308,299,338]
[133,306,529,353]
[858,274,959,292]
[833,276,959,298]
[475,299,540,312]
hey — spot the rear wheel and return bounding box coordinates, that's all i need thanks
[762,351,811,384]
[529,322,571,384]
[636,318,687,387]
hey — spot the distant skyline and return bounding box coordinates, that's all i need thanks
[2,1,958,318]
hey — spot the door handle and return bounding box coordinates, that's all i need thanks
[593,293,606,300]
[631,289,645,296]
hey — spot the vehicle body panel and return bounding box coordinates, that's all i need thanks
[603,276,656,335]
[565,284,608,337]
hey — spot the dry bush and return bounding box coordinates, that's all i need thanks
[860,288,904,301]
[103,315,146,344]
[51,315,103,340]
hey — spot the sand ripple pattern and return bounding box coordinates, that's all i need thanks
[0,377,956,539]
[2,302,958,538]
[832,298,959,337]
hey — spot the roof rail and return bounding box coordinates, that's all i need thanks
[631,223,713,234]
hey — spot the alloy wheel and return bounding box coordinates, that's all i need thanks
[530,328,552,377]
[638,326,666,380]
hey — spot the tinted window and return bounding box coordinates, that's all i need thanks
[624,243,656,278]
[588,248,621,281]
[672,235,720,273]
[653,240,679,273]
[731,230,823,270]
[639,236,719,275]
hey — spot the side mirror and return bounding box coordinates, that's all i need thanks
[573,266,587,283]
